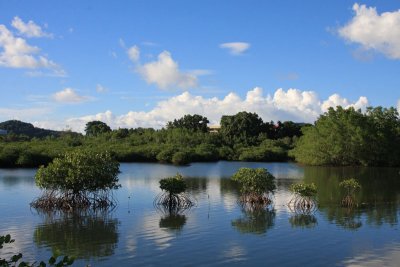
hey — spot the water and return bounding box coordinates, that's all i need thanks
[1,162,400,266]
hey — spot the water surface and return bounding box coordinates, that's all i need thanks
[1,162,400,266]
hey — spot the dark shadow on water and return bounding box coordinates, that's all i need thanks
[159,213,187,233]
[303,166,400,229]
[231,207,276,235]
[289,214,318,229]
[33,209,119,260]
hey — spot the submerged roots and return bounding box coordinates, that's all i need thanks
[341,195,357,208]
[238,193,273,211]
[31,190,117,212]
[154,192,195,214]
[288,196,317,214]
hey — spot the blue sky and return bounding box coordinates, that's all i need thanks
[0,1,399,131]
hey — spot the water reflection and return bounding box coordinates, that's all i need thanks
[231,208,276,235]
[289,214,318,229]
[159,213,187,232]
[303,166,400,229]
[34,211,119,260]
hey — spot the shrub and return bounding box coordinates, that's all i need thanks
[155,173,194,213]
[339,178,361,207]
[231,168,276,207]
[31,150,120,211]
[288,183,318,213]
[1,234,74,266]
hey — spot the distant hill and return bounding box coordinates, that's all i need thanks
[0,120,69,138]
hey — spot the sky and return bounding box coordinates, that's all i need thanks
[0,0,399,132]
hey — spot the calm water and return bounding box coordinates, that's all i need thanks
[1,161,400,266]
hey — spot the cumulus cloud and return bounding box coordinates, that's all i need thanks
[220,42,250,55]
[0,107,51,121]
[0,23,62,73]
[127,45,140,62]
[397,99,400,112]
[52,88,91,104]
[338,3,400,59]
[64,87,369,132]
[96,84,108,93]
[136,51,198,90]
[11,16,52,38]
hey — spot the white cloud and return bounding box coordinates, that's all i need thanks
[220,42,250,55]
[63,87,368,132]
[127,45,140,62]
[96,84,108,93]
[0,23,63,73]
[137,51,198,90]
[321,94,369,112]
[52,88,91,104]
[0,107,51,121]
[11,16,52,38]
[338,4,400,59]
[397,99,400,112]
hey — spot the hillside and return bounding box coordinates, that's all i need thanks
[0,120,66,138]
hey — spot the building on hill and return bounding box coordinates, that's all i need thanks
[208,125,220,133]
[0,129,7,135]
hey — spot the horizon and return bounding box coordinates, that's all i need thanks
[1,1,400,132]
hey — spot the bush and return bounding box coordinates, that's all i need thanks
[339,178,361,207]
[32,150,120,211]
[288,183,318,213]
[231,168,276,206]
[156,173,194,213]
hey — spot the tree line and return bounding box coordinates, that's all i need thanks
[0,106,399,168]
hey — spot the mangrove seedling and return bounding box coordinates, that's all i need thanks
[1,234,74,266]
[231,168,276,208]
[339,178,361,207]
[155,173,194,213]
[288,183,318,213]
[31,150,120,211]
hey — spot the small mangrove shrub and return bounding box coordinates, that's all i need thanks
[288,183,318,213]
[31,150,120,211]
[1,234,74,266]
[339,178,361,207]
[155,173,194,213]
[231,168,276,208]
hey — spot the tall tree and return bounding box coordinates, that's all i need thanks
[166,114,209,132]
[220,111,264,145]
[85,121,112,136]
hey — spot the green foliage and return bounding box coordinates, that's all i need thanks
[166,114,209,132]
[220,111,265,145]
[231,168,276,196]
[0,120,63,139]
[35,150,120,193]
[290,183,317,198]
[339,178,361,193]
[159,173,187,195]
[339,178,361,207]
[1,234,74,266]
[32,150,120,210]
[84,121,112,136]
[171,151,191,165]
[292,106,400,166]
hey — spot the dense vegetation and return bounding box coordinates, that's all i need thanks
[0,112,303,168]
[292,106,400,166]
[0,105,399,168]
